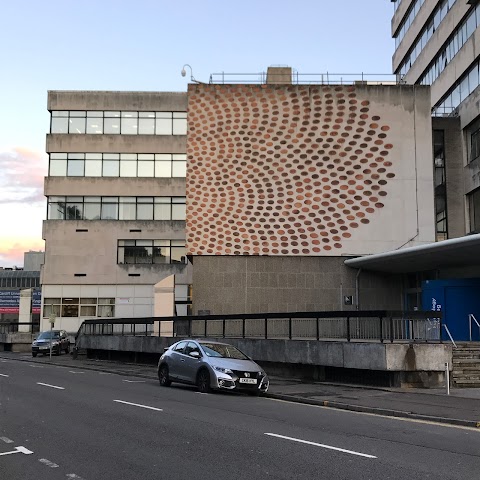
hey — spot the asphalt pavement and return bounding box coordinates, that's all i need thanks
[1,353,480,479]
[1,351,480,428]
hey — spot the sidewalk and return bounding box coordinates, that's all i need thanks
[1,351,479,429]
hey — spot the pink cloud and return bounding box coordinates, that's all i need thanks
[0,148,47,205]
[0,240,45,268]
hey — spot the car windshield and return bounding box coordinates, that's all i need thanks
[37,332,60,340]
[200,343,249,360]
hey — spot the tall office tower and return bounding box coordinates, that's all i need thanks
[392,0,480,239]
[41,91,191,332]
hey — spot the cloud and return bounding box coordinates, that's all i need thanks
[0,239,45,268]
[0,148,47,205]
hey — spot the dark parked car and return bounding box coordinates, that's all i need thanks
[157,339,269,395]
[32,330,70,357]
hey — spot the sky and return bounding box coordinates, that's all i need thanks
[0,0,395,268]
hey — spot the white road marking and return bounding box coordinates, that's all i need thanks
[122,380,145,383]
[69,371,85,374]
[39,458,59,468]
[29,365,43,368]
[0,437,14,444]
[195,392,208,395]
[0,446,33,456]
[66,474,85,479]
[0,360,9,362]
[98,372,111,375]
[0,374,9,377]
[113,400,163,412]
[264,433,377,459]
[37,382,65,390]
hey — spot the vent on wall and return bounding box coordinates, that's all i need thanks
[74,273,87,277]
[129,229,141,232]
[76,229,88,232]
[128,273,141,277]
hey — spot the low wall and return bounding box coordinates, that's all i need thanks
[78,335,452,387]
[0,333,36,352]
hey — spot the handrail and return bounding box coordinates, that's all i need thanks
[469,314,480,341]
[443,324,457,348]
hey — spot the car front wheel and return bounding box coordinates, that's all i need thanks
[197,369,211,393]
[158,364,171,387]
[32,352,37,357]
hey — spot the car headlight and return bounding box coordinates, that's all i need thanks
[51,341,59,346]
[213,366,233,375]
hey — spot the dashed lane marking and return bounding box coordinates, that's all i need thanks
[29,365,44,368]
[264,433,377,459]
[69,371,85,374]
[113,400,163,412]
[66,474,85,479]
[122,380,145,383]
[37,382,65,390]
[39,458,59,468]
[0,374,9,377]
[0,437,14,444]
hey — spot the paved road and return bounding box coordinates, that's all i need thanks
[1,358,479,479]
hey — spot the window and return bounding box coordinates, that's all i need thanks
[50,110,187,136]
[43,297,115,318]
[118,239,187,265]
[433,130,448,241]
[471,129,480,162]
[469,189,480,233]
[48,153,186,178]
[173,341,187,353]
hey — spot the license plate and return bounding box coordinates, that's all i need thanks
[39,346,48,350]
[239,378,257,384]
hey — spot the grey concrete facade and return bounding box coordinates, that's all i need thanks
[392,0,480,235]
[192,256,402,315]
[42,90,191,333]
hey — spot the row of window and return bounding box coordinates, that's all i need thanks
[49,153,186,178]
[397,0,456,78]
[432,58,480,115]
[420,4,480,87]
[43,297,115,318]
[47,196,186,221]
[0,276,40,288]
[433,130,448,242]
[50,110,187,135]
[118,240,187,265]
[395,0,427,47]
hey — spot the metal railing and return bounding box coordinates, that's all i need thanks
[208,72,399,86]
[0,322,40,334]
[443,324,457,348]
[469,314,480,341]
[76,311,442,344]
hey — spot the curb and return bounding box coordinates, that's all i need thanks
[265,392,480,429]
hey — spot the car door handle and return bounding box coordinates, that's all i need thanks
[180,359,185,362]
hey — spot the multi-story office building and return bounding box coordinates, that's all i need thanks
[41,91,191,332]
[391,0,480,238]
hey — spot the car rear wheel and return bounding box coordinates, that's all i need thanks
[158,365,171,387]
[65,344,70,354]
[197,369,211,393]
[56,347,61,356]
[32,352,37,357]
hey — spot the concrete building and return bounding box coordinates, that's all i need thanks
[24,251,44,272]
[392,0,480,238]
[186,68,436,314]
[42,91,191,333]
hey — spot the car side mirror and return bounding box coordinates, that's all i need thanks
[190,351,201,358]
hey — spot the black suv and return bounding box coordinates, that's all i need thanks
[32,330,70,357]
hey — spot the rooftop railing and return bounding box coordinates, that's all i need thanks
[208,72,400,86]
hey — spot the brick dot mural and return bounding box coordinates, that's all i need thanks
[186,84,396,256]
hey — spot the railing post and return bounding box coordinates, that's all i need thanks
[242,318,245,338]
[346,315,351,342]
[316,318,320,341]
[133,323,136,337]
[438,314,443,343]
[265,318,268,340]
[122,323,125,336]
[379,316,384,343]
[145,322,148,336]
[204,319,207,338]
[223,318,226,338]
[289,318,292,340]
[102,323,104,335]
[390,316,394,343]
[469,314,472,342]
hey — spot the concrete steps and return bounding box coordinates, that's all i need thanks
[452,345,480,387]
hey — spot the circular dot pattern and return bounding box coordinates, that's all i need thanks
[186,85,395,255]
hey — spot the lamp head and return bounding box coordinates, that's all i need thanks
[181,68,186,77]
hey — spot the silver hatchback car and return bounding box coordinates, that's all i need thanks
[158,340,269,395]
